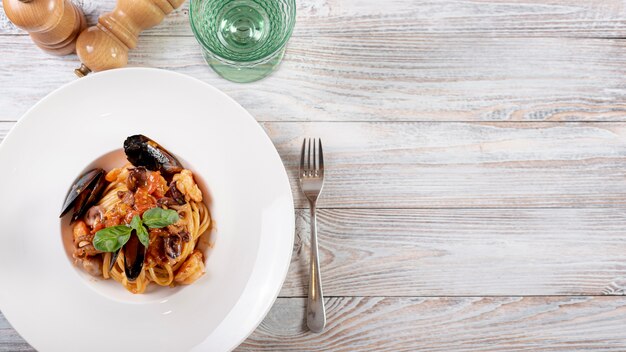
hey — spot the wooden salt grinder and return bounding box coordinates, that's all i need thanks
[2,0,86,55]
[74,0,186,77]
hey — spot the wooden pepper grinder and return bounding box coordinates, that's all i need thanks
[74,0,186,77]
[2,0,86,55]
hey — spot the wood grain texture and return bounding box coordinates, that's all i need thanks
[2,0,626,350]
[73,0,187,73]
[0,312,31,352]
[4,296,626,351]
[265,122,626,208]
[2,121,626,209]
[239,297,626,351]
[0,0,191,36]
[281,208,626,296]
[2,0,86,55]
[2,1,626,38]
[2,122,626,296]
[0,35,625,122]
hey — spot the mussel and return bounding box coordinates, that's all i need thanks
[164,180,186,205]
[109,248,120,272]
[164,235,182,260]
[123,231,146,281]
[124,135,183,176]
[60,168,108,223]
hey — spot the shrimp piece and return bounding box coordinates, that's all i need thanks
[173,170,202,202]
[105,167,122,182]
[174,250,204,285]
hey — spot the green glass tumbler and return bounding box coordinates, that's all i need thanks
[189,0,296,83]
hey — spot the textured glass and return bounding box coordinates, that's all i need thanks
[190,0,296,83]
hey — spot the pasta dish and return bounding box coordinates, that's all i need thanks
[60,135,211,294]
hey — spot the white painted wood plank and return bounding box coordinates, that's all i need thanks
[0,0,191,36]
[0,0,624,350]
[239,297,626,351]
[2,0,626,37]
[2,122,626,296]
[0,36,624,122]
[264,121,626,208]
[0,313,30,352]
[2,121,626,209]
[5,297,626,351]
[281,208,626,296]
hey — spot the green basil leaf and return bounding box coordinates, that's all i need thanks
[93,225,132,252]
[130,214,142,231]
[142,207,179,228]
[136,225,150,247]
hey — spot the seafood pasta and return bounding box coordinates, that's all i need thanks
[60,135,211,294]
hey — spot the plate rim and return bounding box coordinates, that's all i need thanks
[0,67,295,352]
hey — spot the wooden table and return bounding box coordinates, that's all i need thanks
[2,0,626,350]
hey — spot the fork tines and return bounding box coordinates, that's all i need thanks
[300,138,324,177]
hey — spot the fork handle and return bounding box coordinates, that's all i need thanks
[307,201,326,333]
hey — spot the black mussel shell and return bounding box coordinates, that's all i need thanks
[60,168,107,221]
[123,231,146,282]
[73,172,108,223]
[123,135,183,176]
[109,248,120,272]
[60,168,101,217]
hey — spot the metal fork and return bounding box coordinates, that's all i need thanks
[299,138,326,333]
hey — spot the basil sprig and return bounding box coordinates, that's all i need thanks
[93,208,180,252]
[143,208,180,228]
[93,225,132,253]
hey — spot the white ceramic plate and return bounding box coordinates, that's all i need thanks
[0,68,294,352]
